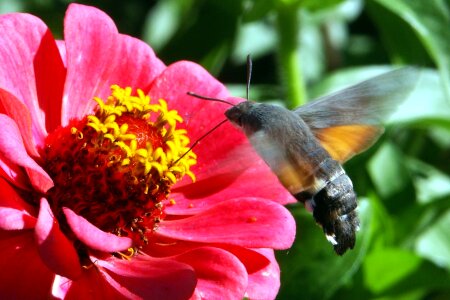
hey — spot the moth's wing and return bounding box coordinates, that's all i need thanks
[297,68,420,127]
[248,126,322,195]
[296,67,420,162]
[311,125,384,163]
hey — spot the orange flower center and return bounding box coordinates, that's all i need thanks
[41,86,196,248]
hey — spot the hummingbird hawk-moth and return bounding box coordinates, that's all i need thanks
[189,65,419,255]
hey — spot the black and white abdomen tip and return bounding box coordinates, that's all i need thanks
[313,172,360,255]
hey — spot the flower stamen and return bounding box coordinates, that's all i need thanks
[42,85,197,248]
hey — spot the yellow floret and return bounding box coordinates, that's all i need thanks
[86,85,197,192]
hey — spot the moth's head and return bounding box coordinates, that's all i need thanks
[225,101,255,127]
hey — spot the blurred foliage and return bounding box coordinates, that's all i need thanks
[2,0,449,299]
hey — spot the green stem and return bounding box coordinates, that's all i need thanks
[276,4,307,108]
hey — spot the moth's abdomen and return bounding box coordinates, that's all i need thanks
[313,173,360,255]
[295,158,360,255]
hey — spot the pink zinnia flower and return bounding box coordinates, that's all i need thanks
[0,4,296,299]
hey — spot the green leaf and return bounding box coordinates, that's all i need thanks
[231,21,277,63]
[368,142,410,199]
[0,0,23,14]
[298,0,346,12]
[367,1,432,65]
[405,158,450,204]
[363,248,450,296]
[416,210,450,270]
[373,0,450,101]
[242,0,276,21]
[143,0,194,51]
[149,0,243,75]
[364,193,397,248]
[429,127,450,149]
[363,249,420,293]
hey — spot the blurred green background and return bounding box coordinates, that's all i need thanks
[2,0,449,299]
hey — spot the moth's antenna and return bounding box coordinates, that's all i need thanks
[187,92,234,106]
[182,56,253,166]
[172,118,228,165]
[246,54,252,101]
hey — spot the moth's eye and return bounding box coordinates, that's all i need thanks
[225,107,242,125]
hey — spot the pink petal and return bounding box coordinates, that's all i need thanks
[61,4,165,125]
[142,238,271,272]
[0,114,53,193]
[246,249,281,300]
[0,12,65,144]
[0,175,36,213]
[112,34,165,91]
[54,271,127,300]
[158,197,296,249]
[173,247,248,300]
[0,154,32,191]
[63,207,133,252]
[56,40,67,66]
[61,3,118,123]
[35,198,81,280]
[219,245,271,273]
[0,174,36,230]
[33,31,66,134]
[94,254,196,300]
[52,275,72,299]
[0,207,36,230]
[0,231,54,298]
[148,60,230,146]
[0,89,40,158]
